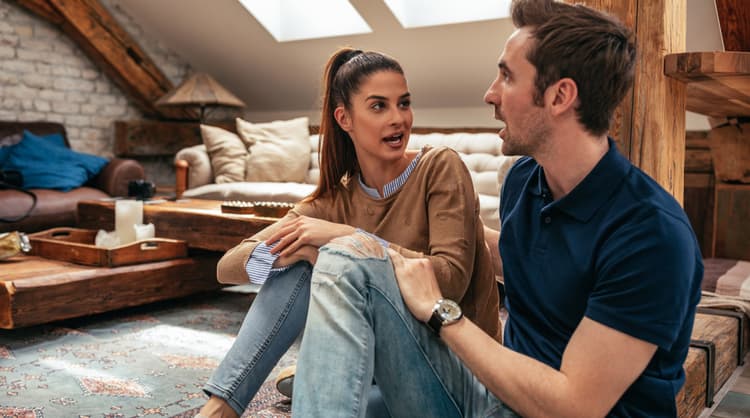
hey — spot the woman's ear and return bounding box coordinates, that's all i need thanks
[546,78,578,116]
[334,106,352,132]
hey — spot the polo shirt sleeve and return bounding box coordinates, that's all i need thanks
[586,209,699,350]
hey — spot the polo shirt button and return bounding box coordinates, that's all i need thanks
[544,216,552,224]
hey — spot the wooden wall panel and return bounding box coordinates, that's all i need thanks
[713,183,750,260]
[566,0,687,203]
[715,0,750,52]
[684,131,715,256]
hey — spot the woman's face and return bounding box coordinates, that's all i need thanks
[335,70,413,166]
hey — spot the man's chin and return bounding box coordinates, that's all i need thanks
[501,141,521,156]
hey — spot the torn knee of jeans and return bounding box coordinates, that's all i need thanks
[326,232,386,259]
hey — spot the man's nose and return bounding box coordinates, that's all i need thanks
[484,77,500,105]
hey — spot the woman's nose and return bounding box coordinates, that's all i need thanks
[389,107,406,125]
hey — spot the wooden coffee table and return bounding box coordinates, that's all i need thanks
[77,199,279,252]
[0,253,221,329]
[0,199,278,329]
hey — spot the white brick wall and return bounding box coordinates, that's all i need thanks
[0,0,192,186]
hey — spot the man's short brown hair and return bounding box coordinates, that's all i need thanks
[511,0,636,136]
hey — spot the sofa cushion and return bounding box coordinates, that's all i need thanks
[1,131,108,191]
[0,187,108,232]
[702,258,750,297]
[236,117,311,183]
[200,125,248,184]
[183,181,316,203]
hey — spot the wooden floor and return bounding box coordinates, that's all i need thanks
[701,352,750,417]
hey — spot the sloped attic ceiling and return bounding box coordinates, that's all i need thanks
[116,0,515,116]
[117,0,723,125]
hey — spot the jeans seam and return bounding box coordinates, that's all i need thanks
[356,283,376,418]
[226,266,311,397]
[369,281,462,416]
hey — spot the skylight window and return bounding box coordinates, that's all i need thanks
[239,0,371,42]
[384,0,511,28]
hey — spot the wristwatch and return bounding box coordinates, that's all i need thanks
[427,299,463,335]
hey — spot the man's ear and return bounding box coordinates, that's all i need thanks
[334,106,352,132]
[546,78,578,116]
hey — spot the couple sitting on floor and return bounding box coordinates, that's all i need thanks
[197,1,703,417]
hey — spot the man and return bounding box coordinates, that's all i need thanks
[292,0,703,416]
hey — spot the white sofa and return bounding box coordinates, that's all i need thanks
[174,131,518,230]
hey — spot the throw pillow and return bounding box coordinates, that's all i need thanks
[200,124,248,184]
[236,117,311,183]
[3,130,108,191]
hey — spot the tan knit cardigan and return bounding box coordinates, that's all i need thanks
[218,146,501,341]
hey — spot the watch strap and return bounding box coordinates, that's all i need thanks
[427,309,443,334]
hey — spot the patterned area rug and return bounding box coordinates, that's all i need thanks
[0,289,295,418]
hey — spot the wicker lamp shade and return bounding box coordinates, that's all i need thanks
[155,72,245,121]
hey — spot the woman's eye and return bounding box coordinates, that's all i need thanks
[371,102,384,110]
[399,100,411,109]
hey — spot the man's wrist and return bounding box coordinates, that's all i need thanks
[426,298,463,335]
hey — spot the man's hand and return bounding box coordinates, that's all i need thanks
[265,216,356,258]
[273,244,319,267]
[387,248,443,322]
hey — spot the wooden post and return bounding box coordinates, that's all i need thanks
[564,0,687,204]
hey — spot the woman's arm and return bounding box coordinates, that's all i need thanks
[216,199,329,284]
[264,215,356,258]
[388,149,479,301]
[216,212,300,284]
[484,225,502,277]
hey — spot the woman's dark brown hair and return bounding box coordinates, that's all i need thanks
[305,48,404,202]
[511,0,636,136]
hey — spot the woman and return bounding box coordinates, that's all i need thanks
[197,48,501,418]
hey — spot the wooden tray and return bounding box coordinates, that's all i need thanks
[221,201,294,218]
[28,227,187,267]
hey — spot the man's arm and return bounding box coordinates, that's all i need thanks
[388,249,656,418]
[443,315,655,418]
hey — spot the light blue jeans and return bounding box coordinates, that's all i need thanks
[203,262,390,417]
[203,263,312,415]
[292,234,519,418]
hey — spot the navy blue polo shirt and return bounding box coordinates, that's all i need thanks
[499,139,703,417]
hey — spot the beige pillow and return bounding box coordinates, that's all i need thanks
[200,124,248,184]
[236,117,311,183]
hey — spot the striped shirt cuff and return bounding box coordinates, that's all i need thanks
[355,228,389,248]
[245,242,290,285]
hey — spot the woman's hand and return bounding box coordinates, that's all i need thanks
[273,244,319,267]
[265,216,356,258]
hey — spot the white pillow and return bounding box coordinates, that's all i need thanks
[236,117,311,183]
[200,124,248,184]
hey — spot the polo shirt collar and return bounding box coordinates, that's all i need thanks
[531,138,631,222]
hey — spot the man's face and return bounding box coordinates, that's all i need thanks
[484,28,550,157]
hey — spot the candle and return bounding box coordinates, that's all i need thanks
[134,223,155,241]
[115,200,143,244]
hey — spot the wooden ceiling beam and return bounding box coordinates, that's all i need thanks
[13,0,196,120]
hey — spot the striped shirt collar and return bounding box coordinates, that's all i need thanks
[358,150,423,199]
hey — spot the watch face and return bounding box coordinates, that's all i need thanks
[437,299,462,321]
